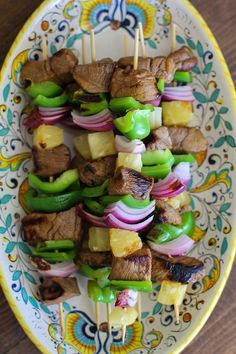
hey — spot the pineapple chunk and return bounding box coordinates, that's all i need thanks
[88,227,111,252]
[168,191,191,209]
[109,228,142,257]
[88,131,116,160]
[116,152,142,172]
[33,124,64,149]
[109,307,138,329]
[74,134,92,160]
[162,101,193,126]
[158,280,187,306]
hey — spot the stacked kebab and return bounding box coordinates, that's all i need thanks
[20,24,207,341]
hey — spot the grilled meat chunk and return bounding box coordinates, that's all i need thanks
[39,277,80,304]
[32,144,71,177]
[167,127,208,154]
[22,207,82,246]
[155,199,182,225]
[20,48,78,86]
[75,153,116,186]
[117,56,151,71]
[77,250,112,268]
[111,68,158,102]
[108,167,154,200]
[150,56,176,83]
[151,250,205,283]
[109,247,152,281]
[168,46,198,71]
[147,126,172,151]
[72,61,116,93]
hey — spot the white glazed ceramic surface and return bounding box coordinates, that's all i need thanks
[0,1,236,353]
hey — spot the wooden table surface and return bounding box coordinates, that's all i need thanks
[0,0,236,353]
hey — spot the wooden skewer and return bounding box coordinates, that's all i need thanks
[171,22,176,53]
[82,35,87,64]
[138,22,146,58]
[122,324,126,344]
[137,293,142,322]
[59,303,65,337]
[133,28,140,70]
[124,33,129,56]
[90,29,96,63]
[95,302,100,330]
[106,303,112,336]
[174,302,180,324]
[41,35,48,61]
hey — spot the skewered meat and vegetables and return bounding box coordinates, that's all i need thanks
[117,56,151,71]
[167,126,208,153]
[39,277,80,304]
[77,250,112,268]
[22,207,82,246]
[147,126,172,151]
[155,199,182,225]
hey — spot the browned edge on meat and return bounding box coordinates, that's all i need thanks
[155,199,182,225]
[167,126,208,153]
[39,277,80,304]
[76,250,112,268]
[147,126,173,151]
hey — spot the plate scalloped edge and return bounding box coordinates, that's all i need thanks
[0,1,236,354]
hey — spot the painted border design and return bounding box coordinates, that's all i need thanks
[0,1,235,354]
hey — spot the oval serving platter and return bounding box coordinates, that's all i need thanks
[0,1,236,353]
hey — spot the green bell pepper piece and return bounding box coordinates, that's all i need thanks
[25,188,82,213]
[142,162,173,180]
[26,81,63,98]
[142,149,173,166]
[35,240,75,252]
[99,194,150,209]
[114,109,151,140]
[147,211,195,244]
[28,169,79,194]
[88,280,116,303]
[84,198,104,216]
[111,280,152,293]
[32,248,76,262]
[79,100,108,116]
[80,265,111,288]
[173,154,196,164]
[109,97,142,114]
[81,180,109,198]
[33,91,68,108]
[174,71,192,83]
[157,78,165,93]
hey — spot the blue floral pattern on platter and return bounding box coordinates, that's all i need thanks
[0,0,236,353]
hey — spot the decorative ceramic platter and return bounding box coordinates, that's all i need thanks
[0,0,236,353]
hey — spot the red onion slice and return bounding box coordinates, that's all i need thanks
[151,172,186,198]
[173,162,191,187]
[37,261,78,278]
[147,234,195,256]
[105,213,154,231]
[115,135,146,154]
[142,96,162,107]
[72,109,113,124]
[73,119,114,131]
[162,86,195,102]
[105,200,155,215]
[76,205,107,227]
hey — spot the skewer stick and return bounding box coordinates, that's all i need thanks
[122,324,126,344]
[137,293,142,322]
[82,35,87,64]
[171,22,176,53]
[90,29,96,63]
[124,33,129,56]
[59,303,65,336]
[95,302,100,329]
[42,35,48,61]
[138,22,146,58]
[133,28,140,70]
[106,303,112,336]
[174,303,180,324]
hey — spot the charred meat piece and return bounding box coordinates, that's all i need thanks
[77,250,112,268]
[111,68,158,102]
[20,48,78,86]
[30,256,51,271]
[39,277,80,304]
[22,207,82,246]
[150,56,176,83]
[167,127,208,154]
[72,61,116,93]
[151,250,205,283]
[75,153,116,186]
[108,167,154,200]
[147,126,172,151]
[109,247,152,281]
[168,46,198,71]
[49,48,78,84]
[155,199,182,225]
[117,56,151,71]
[32,144,71,177]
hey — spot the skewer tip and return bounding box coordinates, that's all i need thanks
[174,303,180,324]
[122,324,126,344]
[95,302,100,330]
